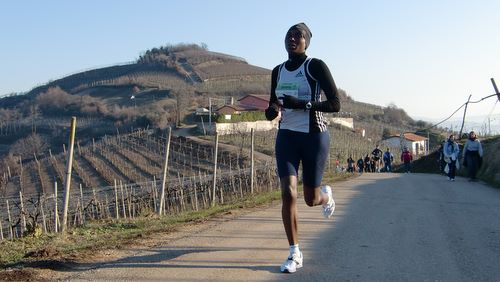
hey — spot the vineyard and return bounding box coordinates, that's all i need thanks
[0,129,278,240]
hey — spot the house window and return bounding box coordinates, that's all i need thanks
[224,115,232,120]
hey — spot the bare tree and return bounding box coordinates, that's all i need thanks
[9,133,48,160]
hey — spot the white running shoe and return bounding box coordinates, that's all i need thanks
[321,185,335,218]
[280,251,303,273]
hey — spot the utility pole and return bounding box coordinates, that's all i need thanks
[208,97,227,133]
[459,95,472,140]
[492,78,499,101]
[208,97,212,126]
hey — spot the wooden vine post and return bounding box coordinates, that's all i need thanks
[158,127,172,216]
[211,133,219,207]
[250,128,254,194]
[61,117,77,233]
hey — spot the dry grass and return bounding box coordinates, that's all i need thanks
[477,136,500,187]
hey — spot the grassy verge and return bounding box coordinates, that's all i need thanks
[0,171,353,268]
[0,191,280,267]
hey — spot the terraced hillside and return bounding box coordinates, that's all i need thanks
[0,44,270,111]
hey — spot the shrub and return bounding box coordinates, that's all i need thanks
[215,111,265,123]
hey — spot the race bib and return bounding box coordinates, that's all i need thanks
[276,83,299,99]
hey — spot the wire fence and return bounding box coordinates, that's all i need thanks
[0,163,278,240]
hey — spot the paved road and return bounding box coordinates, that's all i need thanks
[59,173,500,281]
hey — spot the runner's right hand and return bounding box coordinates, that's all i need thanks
[265,103,280,120]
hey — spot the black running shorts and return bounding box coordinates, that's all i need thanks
[275,129,330,188]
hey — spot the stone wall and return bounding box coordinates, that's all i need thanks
[213,120,278,135]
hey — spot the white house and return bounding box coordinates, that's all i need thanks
[382,132,428,156]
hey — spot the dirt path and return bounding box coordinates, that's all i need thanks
[31,172,500,281]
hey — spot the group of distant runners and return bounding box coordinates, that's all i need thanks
[346,145,413,174]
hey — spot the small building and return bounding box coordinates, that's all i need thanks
[195,107,210,116]
[213,94,269,120]
[237,94,269,110]
[383,132,428,156]
[216,105,243,120]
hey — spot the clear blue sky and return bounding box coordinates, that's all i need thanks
[1,0,499,122]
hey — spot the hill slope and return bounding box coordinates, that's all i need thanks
[0,43,430,161]
[0,44,270,109]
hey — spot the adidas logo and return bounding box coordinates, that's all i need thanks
[295,71,304,78]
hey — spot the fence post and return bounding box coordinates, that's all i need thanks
[6,200,13,239]
[159,127,172,216]
[193,177,199,211]
[114,179,119,219]
[119,180,127,219]
[211,133,219,207]
[79,184,85,224]
[19,191,26,234]
[40,194,47,233]
[152,177,157,212]
[250,128,255,194]
[62,117,77,233]
[54,182,59,233]
[0,215,3,240]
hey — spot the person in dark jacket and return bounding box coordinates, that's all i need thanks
[371,145,383,172]
[438,141,446,174]
[364,154,371,173]
[383,148,394,172]
[401,146,413,173]
[357,157,364,173]
[443,134,460,181]
[462,131,483,181]
[347,156,355,173]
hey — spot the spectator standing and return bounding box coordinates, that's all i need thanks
[364,154,371,173]
[357,157,364,173]
[401,146,413,173]
[335,159,341,173]
[383,148,394,172]
[443,134,460,181]
[347,156,355,173]
[438,141,446,174]
[371,145,383,172]
[462,131,483,181]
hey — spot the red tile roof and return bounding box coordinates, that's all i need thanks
[237,94,269,102]
[387,132,427,141]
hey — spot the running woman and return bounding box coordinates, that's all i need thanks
[265,22,341,273]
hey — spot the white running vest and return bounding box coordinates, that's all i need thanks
[276,58,323,133]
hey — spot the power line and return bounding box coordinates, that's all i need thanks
[426,102,466,129]
[425,78,499,135]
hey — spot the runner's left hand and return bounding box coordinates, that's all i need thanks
[282,95,306,109]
